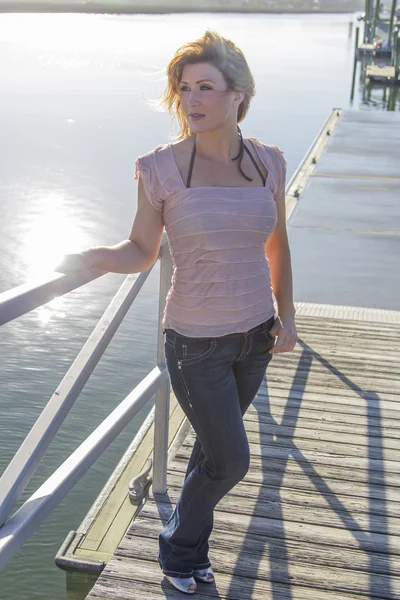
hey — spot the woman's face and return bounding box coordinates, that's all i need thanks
[178,62,243,134]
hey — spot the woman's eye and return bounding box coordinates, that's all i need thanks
[179,85,212,92]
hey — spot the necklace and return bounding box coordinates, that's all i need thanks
[186,125,266,188]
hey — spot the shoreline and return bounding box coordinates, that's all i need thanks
[0,2,361,15]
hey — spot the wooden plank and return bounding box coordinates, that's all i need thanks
[264,358,400,378]
[244,405,400,430]
[122,518,400,576]
[251,400,400,426]
[87,556,380,600]
[259,375,400,396]
[258,382,400,403]
[241,413,400,439]
[255,388,400,408]
[251,408,399,428]
[115,531,400,597]
[264,363,400,383]
[293,333,400,346]
[140,500,400,556]
[182,436,398,464]
[278,330,400,345]
[270,337,400,355]
[267,341,400,359]
[163,470,400,518]
[185,421,400,448]
[292,337,400,350]
[257,379,400,400]
[168,459,400,500]
[176,444,400,474]
[155,482,400,537]
[286,351,400,365]
[174,444,398,486]
[293,319,400,334]
[367,65,400,80]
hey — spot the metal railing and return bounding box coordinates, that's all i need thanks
[0,233,173,571]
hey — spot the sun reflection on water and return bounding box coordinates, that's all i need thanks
[21,189,90,323]
[24,190,88,277]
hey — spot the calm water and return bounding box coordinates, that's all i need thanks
[0,10,398,600]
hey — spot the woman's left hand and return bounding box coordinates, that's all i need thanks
[268,315,298,354]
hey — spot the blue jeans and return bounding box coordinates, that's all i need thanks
[157,315,276,578]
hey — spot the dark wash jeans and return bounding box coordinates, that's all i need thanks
[158,315,276,578]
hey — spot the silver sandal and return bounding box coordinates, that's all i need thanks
[165,574,197,594]
[194,566,215,583]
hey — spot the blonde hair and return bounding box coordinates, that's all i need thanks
[160,30,255,140]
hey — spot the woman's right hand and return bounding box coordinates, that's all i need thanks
[53,248,104,274]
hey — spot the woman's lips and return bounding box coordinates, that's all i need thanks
[189,114,205,121]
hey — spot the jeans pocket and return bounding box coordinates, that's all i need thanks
[252,319,275,353]
[263,328,275,344]
[177,337,218,366]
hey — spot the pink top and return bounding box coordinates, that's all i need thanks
[134,138,287,338]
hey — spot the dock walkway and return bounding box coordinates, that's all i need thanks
[86,109,400,599]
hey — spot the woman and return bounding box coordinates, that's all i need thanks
[57,30,297,595]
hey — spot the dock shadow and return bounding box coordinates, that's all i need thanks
[227,336,392,599]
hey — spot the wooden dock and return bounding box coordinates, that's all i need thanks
[86,306,400,599]
[366,65,400,82]
[84,108,400,599]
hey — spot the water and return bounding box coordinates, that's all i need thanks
[0,10,398,600]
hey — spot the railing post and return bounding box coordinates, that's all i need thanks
[371,0,380,42]
[350,26,360,104]
[394,27,400,80]
[365,0,372,43]
[388,0,398,50]
[152,237,173,494]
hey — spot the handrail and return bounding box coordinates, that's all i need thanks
[0,270,105,327]
[0,234,173,569]
[0,365,168,571]
[0,268,151,527]
[0,236,167,327]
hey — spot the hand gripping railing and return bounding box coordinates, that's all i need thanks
[0,233,173,570]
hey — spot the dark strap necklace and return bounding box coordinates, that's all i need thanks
[186,125,266,188]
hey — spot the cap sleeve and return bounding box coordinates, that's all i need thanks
[270,145,287,201]
[248,139,287,201]
[134,151,165,211]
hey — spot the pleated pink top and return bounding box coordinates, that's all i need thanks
[134,138,287,338]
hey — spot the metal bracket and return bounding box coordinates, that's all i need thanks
[128,457,153,505]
